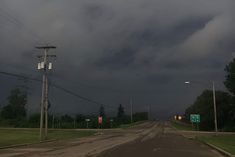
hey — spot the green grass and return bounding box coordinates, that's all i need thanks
[171,121,235,155]
[0,128,95,147]
[197,135,235,155]
[171,120,194,131]
[120,121,146,129]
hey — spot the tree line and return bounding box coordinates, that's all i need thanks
[0,90,148,128]
[184,59,235,131]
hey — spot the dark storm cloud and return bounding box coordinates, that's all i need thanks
[0,0,234,118]
[95,16,213,70]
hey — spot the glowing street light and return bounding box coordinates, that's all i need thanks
[185,81,218,134]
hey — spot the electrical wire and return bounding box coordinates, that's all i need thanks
[0,71,110,107]
[0,6,44,44]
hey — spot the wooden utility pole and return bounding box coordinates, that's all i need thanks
[148,105,151,120]
[130,97,133,123]
[36,45,56,141]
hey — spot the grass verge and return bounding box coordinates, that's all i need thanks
[197,135,235,155]
[0,128,95,147]
[171,120,194,131]
[171,121,235,155]
[120,121,146,129]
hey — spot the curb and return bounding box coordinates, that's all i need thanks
[170,123,235,157]
[180,133,234,157]
[0,139,57,149]
[202,142,235,157]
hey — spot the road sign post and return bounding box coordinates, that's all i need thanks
[110,119,113,128]
[190,114,200,131]
[98,116,103,129]
[85,119,90,129]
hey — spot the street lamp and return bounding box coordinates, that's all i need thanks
[185,81,218,134]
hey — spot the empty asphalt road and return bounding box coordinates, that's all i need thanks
[97,122,224,157]
[0,122,224,157]
[0,122,155,157]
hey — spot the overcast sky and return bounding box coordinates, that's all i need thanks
[0,0,234,119]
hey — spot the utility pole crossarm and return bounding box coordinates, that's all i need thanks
[36,46,56,49]
[37,55,57,58]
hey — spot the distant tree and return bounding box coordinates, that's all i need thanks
[75,114,86,122]
[184,105,194,121]
[28,113,40,128]
[184,90,233,130]
[61,114,73,122]
[0,88,27,120]
[59,114,74,128]
[99,105,106,118]
[117,104,125,118]
[225,59,235,95]
[133,112,148,122]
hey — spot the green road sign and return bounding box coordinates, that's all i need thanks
[190,114,200,123]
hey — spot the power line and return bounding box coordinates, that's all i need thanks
[0,70,109,107]
[51,84,104,106]
[0,70,122,117]
[0,6,44,44]
[0,71,40,82]
[0,5,47,57]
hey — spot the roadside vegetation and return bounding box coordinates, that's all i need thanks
[172,59,235,155]
[172,119,235,155]
[120,120,147,129]
[181,59,235,131]
[171,120,193,131]
[0,86,149,147]
[0,129,95,147]
[0,89,148,129]
[197,135,235,155]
